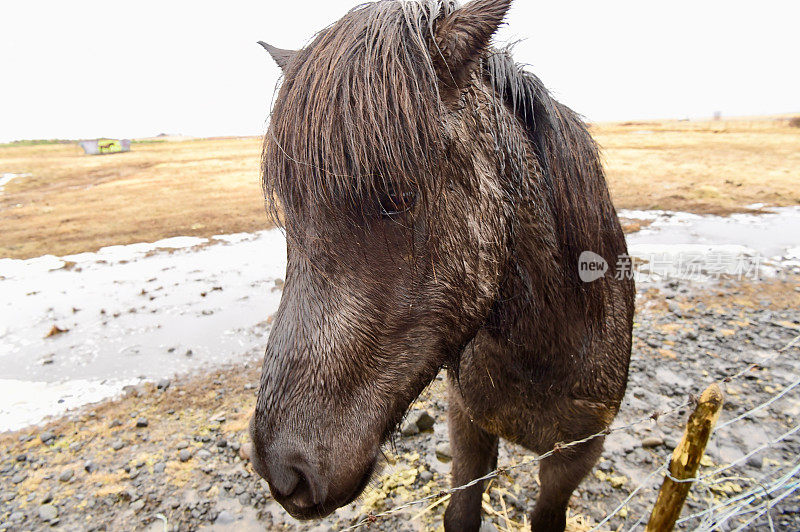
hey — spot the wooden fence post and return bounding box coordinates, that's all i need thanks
[645,383,725,532]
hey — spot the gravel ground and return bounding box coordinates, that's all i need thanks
[1,276,798,532]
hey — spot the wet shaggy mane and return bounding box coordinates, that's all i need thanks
[262,0,625,283]
[263,1,456,226]
[483,49,628,287]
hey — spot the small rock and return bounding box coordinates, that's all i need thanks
[9,511,25,522]
[58,470,74,482]
[209,413,226,423]
[84,461,97,473]
[216,438,227,448]
[11,472,27,484]
[400,420,419,437]
[111,439,125,451]
[411,411,435,432]
[179,449,193,462]
[239,442,253,461]
[641,436,664,448]
[176,441,190,450]
[197,449,211,460]
[655,367,683,388]
[746,454,763,469]
[16,453,27,462]
[39,431,55,444]
[605,432,639,455]
[136,418,149,428]
[215,510,235,525]
[153,462,166,474]
[131,500,145,512]
[435,442,452,461]
[419,470,433,482]
[38,504,58,521]
[718,445,745,465]
[157,378,171,390]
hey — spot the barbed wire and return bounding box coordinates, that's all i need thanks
[588,463,667,531]
[582,331,800,532]
[599,362,800,532]
[340,331,799,531]
[717,375,800,430]
[662,421,800,485]
[681,458,800,530]
[340,401,690,532]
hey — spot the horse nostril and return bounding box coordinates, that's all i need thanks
[266,450,328,510]
[286,466,318,509]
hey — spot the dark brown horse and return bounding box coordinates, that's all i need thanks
[250,1,634,530]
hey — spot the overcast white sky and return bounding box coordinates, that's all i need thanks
[1,0,797,142]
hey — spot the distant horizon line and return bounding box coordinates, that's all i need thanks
[2,112,798,145]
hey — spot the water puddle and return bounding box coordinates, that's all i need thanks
[1,207,799,431]
[621,207,800,283]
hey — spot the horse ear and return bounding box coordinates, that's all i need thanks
[257,41,298,72]
[431,0,512,96]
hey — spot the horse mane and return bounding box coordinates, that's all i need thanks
[263,0,625,294]
[263,1,457,228]
[484,50,627,286]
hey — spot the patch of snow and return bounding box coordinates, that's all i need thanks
[0,378,140,432]
[0,229,287,431]
[0,173,31,193]
[152,236,208,249]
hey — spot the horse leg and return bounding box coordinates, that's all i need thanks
[529,436,605,532]
[443,389,498,532]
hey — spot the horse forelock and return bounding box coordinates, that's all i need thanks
[263,1,463,227]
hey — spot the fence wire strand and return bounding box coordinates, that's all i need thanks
[339,331,799,531]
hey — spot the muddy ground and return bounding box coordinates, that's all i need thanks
[1,276,798,532]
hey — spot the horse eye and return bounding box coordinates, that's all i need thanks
[378,188,416,218]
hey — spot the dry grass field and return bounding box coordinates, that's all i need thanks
[597,116,800,213]
[1,116,798,259]
[0,138,266,259]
